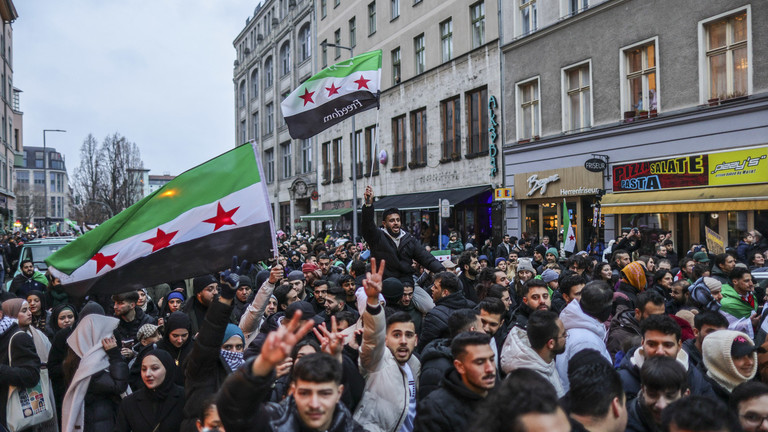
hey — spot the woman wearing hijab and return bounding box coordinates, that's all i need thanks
[46,303,78,341]
[61,313,128,432]
[703,330,759,405]
[115,350,185,432]
[0,303,40,431]
[137,288,159,319]
[614,261,647,312]
[157,291,186,328]
[155,312,194,386]
[26,290,53,338]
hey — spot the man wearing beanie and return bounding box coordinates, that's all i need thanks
[287,270,313,304]
[537,248,561,274]
[182,274,218,335]
[702,330,759,404]
[532,244,547,270]
[302,262,321,287]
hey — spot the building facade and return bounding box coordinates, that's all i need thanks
[0,1,19,230]
[15,146,70,228]
[309,0,503,245]
[147,174,175,195]
[233,0,316,233]
[500,0,768,252]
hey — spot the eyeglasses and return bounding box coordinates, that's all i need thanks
[741,413,768,426]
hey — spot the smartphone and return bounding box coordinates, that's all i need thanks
[122,339,135,350]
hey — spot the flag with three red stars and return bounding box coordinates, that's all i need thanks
[281,50,382,139]
[45,142,277,297]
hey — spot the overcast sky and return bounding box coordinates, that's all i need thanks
[14,0,258,177]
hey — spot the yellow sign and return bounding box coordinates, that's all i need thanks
[705,226,725,255]
[494,188,513,200]
[708,147,768,186]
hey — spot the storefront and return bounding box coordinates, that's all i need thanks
[300,200,353,233]
[513,166,604,251]
[601,146,768,253]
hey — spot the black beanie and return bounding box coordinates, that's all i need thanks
[164,311,191,334]
[193,275,217,294]
[382,277,404,302]
[239,275,253,289]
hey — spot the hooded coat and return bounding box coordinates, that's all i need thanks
[702,330,757,404]
[413,368,487,432]
[555,300,611,392]
[417,338,453,401]
[500,326,564,397]
[418,291,476,352]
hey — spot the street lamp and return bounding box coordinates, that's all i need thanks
[43,129,66,232]
[321,42,359,242]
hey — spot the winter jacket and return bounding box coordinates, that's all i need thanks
[507,302,534,330]
[710,265,730,286]
[413,368,487,432]
[500,326,564,397]
[82,346,130,432]
[616,346,715,401]
[361,203,444,284]
[115,384,185,432]
[606,308,641,362]
[736,240,754,264]
[682,338,703,371]
[625,395,660,432]
[180,296,209,335]
[446,239,464,255]
[181,299,235,432]
[555,300,611,393]
[0,323,41,429]
[418,291,476,352]
[354,304,421,432]
[458,273,479,303]
[614,281,641,313]
[217,364,365,432]
[114,308,157,346]
[8,271,47,298]
[418,338,453,401]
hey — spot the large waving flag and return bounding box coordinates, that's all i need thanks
[46,143,277,297]
[563,199,576,253]
[281,50,382,139]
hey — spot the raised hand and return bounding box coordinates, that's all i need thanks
[268,264,284,284]
[364,186,374,205]
[231,256,251,276]
[313,316,345,359]
[253,310,315,375]
[363,258,385,305]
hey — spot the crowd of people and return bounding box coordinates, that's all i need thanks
[1,194,768,432]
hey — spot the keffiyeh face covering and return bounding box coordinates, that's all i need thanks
[221,349,245,372]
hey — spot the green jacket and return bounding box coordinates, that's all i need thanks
[720,283,757,319]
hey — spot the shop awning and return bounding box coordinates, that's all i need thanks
[373,185,491,211]
[601,184,768,214]
[299,208,353,220]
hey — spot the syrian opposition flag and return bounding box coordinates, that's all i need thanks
[45,142,277,297]
[281,50,382,139]
[563,199,576,253]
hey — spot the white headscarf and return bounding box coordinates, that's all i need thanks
[61,314,119,432]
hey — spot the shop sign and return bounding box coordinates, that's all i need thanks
[526,174,560,196]
[321,200,352,210]
[494,188,513,200]
[514,167,603,200]
[612,146,768,192]
[705,227,725,255]
[584,158,607,172]
[488,96,499,178]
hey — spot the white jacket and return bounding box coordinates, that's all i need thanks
[501,326,565,397]
[555,300,611,393]
[238,279,275,346]
[354,305,420,432]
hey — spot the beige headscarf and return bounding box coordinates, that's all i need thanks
[703,330,757,392]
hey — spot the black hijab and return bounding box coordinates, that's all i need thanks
[141,349,177,401]
[50,303,78,333]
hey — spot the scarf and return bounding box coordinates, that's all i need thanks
[61,314,120,432]
[0,316,14,336]
[721,284,758,319]
[621,262,647,291]
[220,349,245,372]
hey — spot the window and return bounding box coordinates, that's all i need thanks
[392,115,406,168]
[365,126,379,176]
[414,34,425,74]
[391,48,401,84]
[441,96,461,159]
[322,39,328,68]
[264,57,273,88]
[471,2,485,48]
[280,42,291,76]
[440,19,453,63]
[322,141,331,182]
[349,17,357,48]
[391,0,399,20]
[239,80,246,107]
[299,24,311,62]
[16,170,28,185]
[250,69,259,99]
[568,0,588,16]
[334,29,341,59]
[467,87,488,154]
[623,41,657,115]
[34,152,43,169]
[563,62,591,131]
[351,129,363,178]
[517,78,540,141]
[252,112,259,139]
[520,0,537,35]
[265,149,275,183]
[703,11,749,100]
[321,0,327,18]
[410,108,427,166]
[301,139,312,173]
[34,171,45,188]
[368,2,377,35]
[281,142,292,178]
[280,92,289,127]
[265,103,274,135]
[240,120,247,143]
[332,138,343,181]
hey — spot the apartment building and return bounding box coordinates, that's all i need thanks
[0,0,19,230]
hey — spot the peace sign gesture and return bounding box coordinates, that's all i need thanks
[364,258,386,306]
[252,310,316,376]
[313,316,345,360]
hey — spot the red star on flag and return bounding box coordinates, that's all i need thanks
[143,228,179,252]
[299,88,315,106]
[203,203,240,231]
[354,75,370,90]
[91,252,118,273]
[569,234,575,241]
[326,83,340,97]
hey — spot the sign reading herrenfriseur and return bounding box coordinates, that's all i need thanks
[514,167,603,200]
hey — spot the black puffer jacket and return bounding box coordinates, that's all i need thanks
[82,346,130,432]
[418,291,476,352]
[217,362,366,432]
[417,338,453,401]
[0,324,41,429]
[115,384,185,432]
[114,308,156,346]
[361,204,444,284]
[606,307,641,362]
[413,368,486,432]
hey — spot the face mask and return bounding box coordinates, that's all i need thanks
[220,349,245,372]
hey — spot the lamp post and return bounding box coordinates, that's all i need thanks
[43,129,66,233]
[321,42,359,242]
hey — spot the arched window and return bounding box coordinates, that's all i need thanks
[280,42,291,76]
[251,69,259,99]
[239,80,246,107]
[264,57,273,88]
[299,24,311,62]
